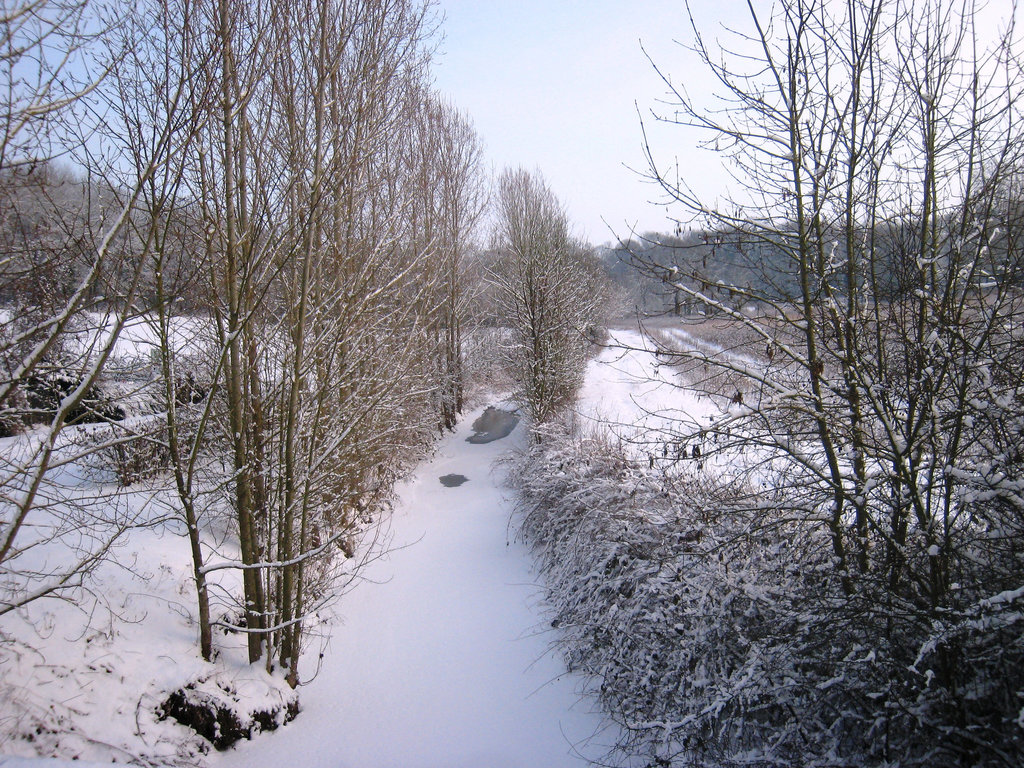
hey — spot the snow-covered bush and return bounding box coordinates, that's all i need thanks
[158,670,299,750]
[23,366,126,425]
[511,424,818,765]
[92,421,172,487]
[0,309,107,434]
[511,421,1024,767]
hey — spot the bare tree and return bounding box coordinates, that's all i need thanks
[488,167,605,429]
[96,0,222,661]
[0,0,197,618]
[174,0,450,683]
[621,0,1024,763]
[402,91,487,430]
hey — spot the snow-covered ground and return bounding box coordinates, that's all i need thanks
[70,312,214,366]
[1,306,263,768]
[0,759,119,767]
[1,399,616,767]
[210,402,614,768]
[0,456,282,765]
[573,329,721,453]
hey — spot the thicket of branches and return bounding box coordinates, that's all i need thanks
[0,0,486,690]
[0,0,181,623]
[513,426,847,767]
[586,0,1024,763]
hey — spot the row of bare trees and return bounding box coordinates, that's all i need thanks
[622,0,1024,763]
[1,0,488,689]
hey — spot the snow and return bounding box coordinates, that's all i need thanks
[1,323,723,768]
[0,466,277,766]
[3,301,620,767]
[0,760,120,768]
[69,312,214,367]
[1,400,613,766]
[574,329,718,445]
[208,401,615,768]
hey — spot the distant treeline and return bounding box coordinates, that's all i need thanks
[602,216,1024,316]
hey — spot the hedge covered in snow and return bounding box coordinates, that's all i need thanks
[510,424,1024,767]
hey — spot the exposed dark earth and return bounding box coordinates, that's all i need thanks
[439,474,469,487]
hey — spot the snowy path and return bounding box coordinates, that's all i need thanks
[213,404,613,768]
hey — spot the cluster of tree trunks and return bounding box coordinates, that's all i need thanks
[0,0,486,686]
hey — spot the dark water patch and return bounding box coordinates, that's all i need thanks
[440,474,469,487]
[466,406,519,444]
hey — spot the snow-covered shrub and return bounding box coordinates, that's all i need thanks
[173,369,207,406]
[0,389,25,436]
[158,671,299,750]
[23,365,125,425]
[67,417,175,487]
[510,421,1024,767]
[511,424,817,765]
[105,424,172,487]
[0,306,69,434]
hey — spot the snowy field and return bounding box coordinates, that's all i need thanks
[574,329,717,443]
[0,436,289,764]
[72,312,215,366]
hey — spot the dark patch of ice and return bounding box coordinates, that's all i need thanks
[440,473,469,487]
[466,406,519,444]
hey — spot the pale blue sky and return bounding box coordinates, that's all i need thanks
[431,1,1021,246]
[432,0,738,245]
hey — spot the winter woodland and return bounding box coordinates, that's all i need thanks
[1,0,1022,767]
